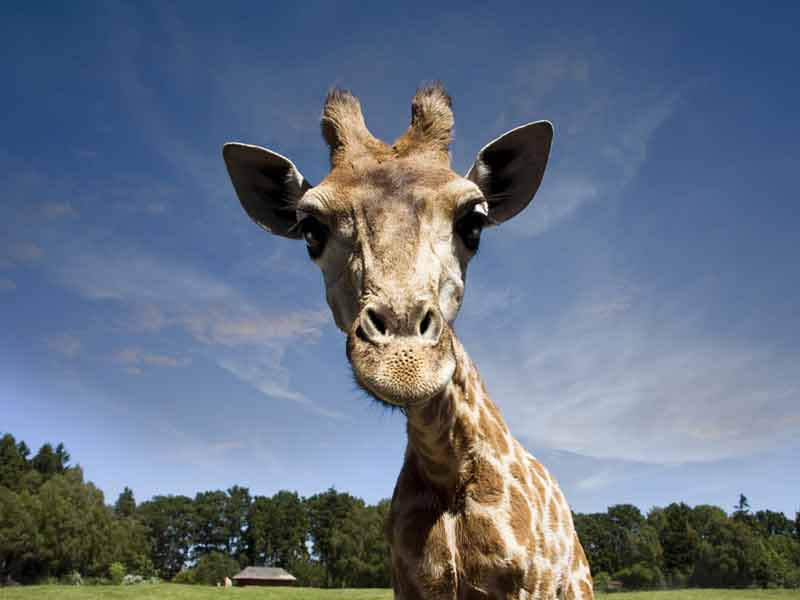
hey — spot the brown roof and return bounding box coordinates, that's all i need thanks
[233,566,297,581]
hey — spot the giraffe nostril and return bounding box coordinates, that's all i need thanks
[367,308,387,335]
[419,310,433,336]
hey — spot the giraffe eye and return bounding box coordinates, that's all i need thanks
[298,216,329,259]
[455,212,486,252]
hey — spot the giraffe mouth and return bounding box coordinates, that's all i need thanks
[346,325,456,407]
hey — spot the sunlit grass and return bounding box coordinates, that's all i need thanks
[2,585,800,599]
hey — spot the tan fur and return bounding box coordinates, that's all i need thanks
[393,83,454,162]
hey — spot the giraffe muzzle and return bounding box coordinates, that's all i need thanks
[347,303,455,406]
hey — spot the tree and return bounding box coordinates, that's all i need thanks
[691,518,785,587]
[35,467,115,577]
[689,504,728,542]
[608,504,645,534]
[0,433,30,491]
[248,490,309,569]
[192,490,229,558]
[115,487,136,518]
[755,510,794,537]
[307,488,370,587]
[348,499,391,587]
[223,485,251,561]
[0,487,41,582]
[107,514,151,576]
[659,503,699,578]
[795,511,800,541]
[733,493,753,525]
[137,495,194,579]
[31,444,61,478]
[573,512,618,574]
[630,524,664,569]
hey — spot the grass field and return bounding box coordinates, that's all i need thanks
[2,585,800,600]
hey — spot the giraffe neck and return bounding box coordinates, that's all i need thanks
[403,336,512,506]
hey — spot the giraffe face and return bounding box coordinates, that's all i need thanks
[223,84,552,407]
[298,157,484,406]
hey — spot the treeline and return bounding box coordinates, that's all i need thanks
[1,433,799,589]
[0,433,388,587]
[574,498,800,590]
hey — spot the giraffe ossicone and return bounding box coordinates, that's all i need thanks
[223,83,594,599]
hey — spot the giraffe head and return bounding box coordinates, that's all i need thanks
[223,84,551,407]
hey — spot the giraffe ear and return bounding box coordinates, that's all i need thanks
[223,143,312,239]
[466,121,553,224]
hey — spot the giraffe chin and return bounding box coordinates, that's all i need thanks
[346,327,456,408]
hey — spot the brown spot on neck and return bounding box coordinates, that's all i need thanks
[403,340,511,505]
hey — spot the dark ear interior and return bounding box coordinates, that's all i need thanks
[222,143,312,239]
[466,121,553,224]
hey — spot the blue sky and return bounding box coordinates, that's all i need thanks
[1,2,798,516]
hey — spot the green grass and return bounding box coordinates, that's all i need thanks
[1,585,387,600]
[2,585,799,600]
[595,592,800,600]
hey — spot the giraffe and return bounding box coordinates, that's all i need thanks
[222,84,594,599]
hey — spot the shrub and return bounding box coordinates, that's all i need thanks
[592,571,612,593]
[62,571,82,586]
[192,552,241,586]
[290,557,327,587]
[122,574,144,585]
[172,569,196,585]
[784,567,800,589]
[108,562,126,585]
[614,562,663,589]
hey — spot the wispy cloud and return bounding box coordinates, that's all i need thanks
[0,240,44,268]
[508,177,600,238]
[41,202,75,219]
[575,470,616,491]
[45,334,82,359]
[47,236,334,416]
[217,346,346,420]
[114,346,192,374]
[476,280,800,464]
[185,310,327,347]
[498,48,680,238]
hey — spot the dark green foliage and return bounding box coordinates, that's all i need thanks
[191,551,240,585]
[592,570,612,592]
[659,502,700,576]
[614,562,663,589]
[247,490,309,569]
[223,485,251,562]
[31,443,69,478]
[574,496,800,590]
[171,569,196,585]
[305,488,391,588]
[137,495,195,580]
[192,490,229,558]
[0,452,149,584]
[289,556,328,587]
[0,434,31,491]
[756,510,795,537]
[115,487,136,518]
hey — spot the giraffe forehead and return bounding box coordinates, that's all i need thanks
[314,157,475,218]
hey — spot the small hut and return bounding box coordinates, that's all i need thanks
[232,566,297,587]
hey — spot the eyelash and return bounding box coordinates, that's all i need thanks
[297,216,329,259]
[455,211,488,252]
